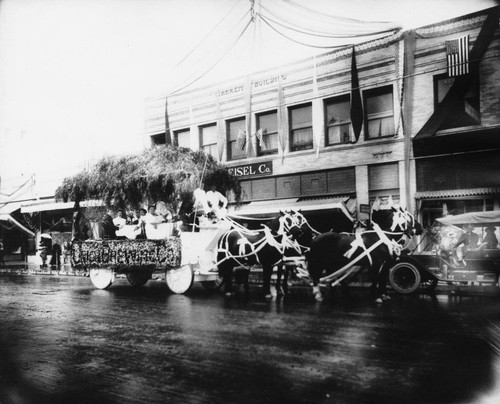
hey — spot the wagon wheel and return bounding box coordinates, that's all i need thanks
[89,268,114,290]
[126,271,151,287]
[419,278,438,292]
[201,274,224,290]
[165,265,194,294]
[389,261,421,294]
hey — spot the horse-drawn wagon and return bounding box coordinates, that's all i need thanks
[70,222,225,293]
[387,210,500,294]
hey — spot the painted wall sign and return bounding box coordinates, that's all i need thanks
[228,161,273,178]
[215,74,288,97]
[359,204,371,214]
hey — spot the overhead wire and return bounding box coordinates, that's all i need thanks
[173,0,245,69]
[168,16,253,95]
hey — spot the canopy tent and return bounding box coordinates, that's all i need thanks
[436,211,500,227]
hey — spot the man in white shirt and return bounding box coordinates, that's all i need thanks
[113,210,127,230]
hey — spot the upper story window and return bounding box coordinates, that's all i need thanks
[150,133,166,146]
[434,72,480,130]
[256,111,278,156]
[364,86,394,139]
[325,95,351,145]
[289,103,313,151]
[199,124,217,157]
[227,117,246,161]
[174,128,191,148]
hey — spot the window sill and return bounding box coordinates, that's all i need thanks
[258,149,278,156]
[365,134,395,140]
[291,144,313,152]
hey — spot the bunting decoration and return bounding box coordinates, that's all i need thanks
[350,46,363,143]
[277,76,287,163]
[215,93,225,161]
[446,35,469,77]
[244,76,253,156]
[312,56,322,157]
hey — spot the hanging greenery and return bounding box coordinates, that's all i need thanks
[55,145,241,210]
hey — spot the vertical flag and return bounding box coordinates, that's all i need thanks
[236,129,246,150]
[350,46,363,143]
[255,128,265,147]
[446,35,469,76]
[215,93,225,161]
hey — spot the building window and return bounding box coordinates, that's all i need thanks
[199,124,217,157]
[364,86,394,139]
[151,133,166,145]
[434,73,480,129]
[368,162,399,201]
[289,103,313,151]
[256,111,278,156]
[227,117,246,161]
[174,129,190,148]
[325,95,351,145]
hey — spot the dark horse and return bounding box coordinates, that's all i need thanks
[217,211,305,298]
[307,204,422,302]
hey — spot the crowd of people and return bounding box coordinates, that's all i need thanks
[70,186,229,242]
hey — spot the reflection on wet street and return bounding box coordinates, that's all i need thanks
[1,274,500,404]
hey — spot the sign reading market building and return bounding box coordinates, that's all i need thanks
[228,161,273,178]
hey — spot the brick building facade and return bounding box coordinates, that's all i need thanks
[145,6,500,230]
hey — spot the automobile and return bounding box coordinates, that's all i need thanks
[387,210,500,294]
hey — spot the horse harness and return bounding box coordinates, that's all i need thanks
[320,223,404,287]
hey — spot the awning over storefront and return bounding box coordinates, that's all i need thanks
[437,211,500,226]
[0,201,22,215]
[20,199,104,213]
[228,196,355,221]
[415,187,500,199]
[0,214,35,237]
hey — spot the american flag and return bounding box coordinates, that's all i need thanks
[446,35,469,77]
[236,129,246,151]
[255,128,266,147]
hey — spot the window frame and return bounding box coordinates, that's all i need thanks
[256,110,279,156]
[227,117,247,161]
[199,123,218,157]
[433,72,480,129]
[174,128,191,149]
[289,103,313,152]
[363,85,395,140]
[324,94,352,146]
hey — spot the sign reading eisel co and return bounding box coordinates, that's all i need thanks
[228,162,273,178]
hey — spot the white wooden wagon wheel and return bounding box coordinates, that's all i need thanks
[89,268,114,290]
[165,265,194,294]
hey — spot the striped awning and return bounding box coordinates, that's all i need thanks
[415,187,500,199]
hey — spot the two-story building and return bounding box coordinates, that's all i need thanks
[145,6,500,231]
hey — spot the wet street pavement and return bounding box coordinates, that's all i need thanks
[1,273,500,404]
